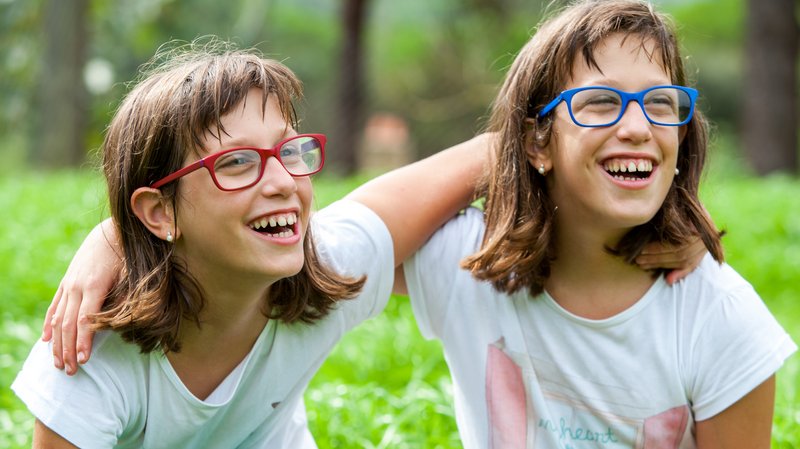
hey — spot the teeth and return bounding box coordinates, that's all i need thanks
[603,158,654,175]
[249,212,299,231]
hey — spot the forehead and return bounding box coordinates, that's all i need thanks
[567,34,671,88]
[200,89,293,154]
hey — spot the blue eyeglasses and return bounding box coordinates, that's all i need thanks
[537,85,698,127]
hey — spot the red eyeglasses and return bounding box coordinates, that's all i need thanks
[150,134,326,191]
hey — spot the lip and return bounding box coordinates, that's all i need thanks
[247,207,303,246]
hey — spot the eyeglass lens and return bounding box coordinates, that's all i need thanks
[569,87,691,126]
[213,136,323,190]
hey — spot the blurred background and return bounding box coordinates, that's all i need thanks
[0,0,797,177]
[1,0,799,447]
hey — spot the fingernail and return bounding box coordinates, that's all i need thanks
[77,352,86,364]
[66,363,75,375]
[54,356,64,370]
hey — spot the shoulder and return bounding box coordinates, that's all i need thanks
[311,199,393,275]
[310,200,395,326]
[426,205,486,258]
[672,254,758,308]
[12,331,149,447]
[674,257,797,420]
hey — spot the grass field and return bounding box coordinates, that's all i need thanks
[1,169,798,448]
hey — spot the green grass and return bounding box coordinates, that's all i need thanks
[1,170,798,448]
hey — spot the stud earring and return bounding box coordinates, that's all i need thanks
[674,168,680,176]
[166,231,173,243]
[538,164,546,175]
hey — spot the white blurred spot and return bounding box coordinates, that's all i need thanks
[83,58,114,95]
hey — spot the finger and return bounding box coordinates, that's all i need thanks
[665,267,692,285]
[75,292,105,365]
[50,291,69,371]
[60,289,82,375]
[638,241,672,256]
[42,285,63,342]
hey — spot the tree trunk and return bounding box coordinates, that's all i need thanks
[743,0,798,175]
[32,0,89,168]
[332,0,368,175]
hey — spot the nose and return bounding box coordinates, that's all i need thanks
[615,100,652,144]
[258,156,298,197]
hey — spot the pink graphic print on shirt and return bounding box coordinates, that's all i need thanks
[485,339,690,448]
[486,340,527,448]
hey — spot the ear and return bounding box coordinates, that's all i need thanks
[131,187,178,242]
[523,117,553,173]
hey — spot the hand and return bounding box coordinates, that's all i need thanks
[42,219,121,375]
[634,236,707,285]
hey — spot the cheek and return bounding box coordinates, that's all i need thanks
[297,177,314,219]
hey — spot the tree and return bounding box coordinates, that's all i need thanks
[32,0,89,168]
[743,0,798,175]
[331,0,369,175]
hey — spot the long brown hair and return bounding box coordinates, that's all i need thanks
[95,39,365,353]
[462,0,723,295]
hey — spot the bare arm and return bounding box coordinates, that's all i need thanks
[345,133,491,267]
[42,219,120,375]
[33,420,80,449]
[695,376,776,449]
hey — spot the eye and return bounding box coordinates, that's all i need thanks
[584,93,620,106]
[280,145,301,159]
[214,150,260,174]
[571,90,622,113]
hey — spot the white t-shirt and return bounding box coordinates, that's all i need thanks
[12,199,394,449]
[405,207,797,449]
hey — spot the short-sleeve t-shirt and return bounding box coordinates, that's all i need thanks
[13,199,395,449]
[405,207,797,449]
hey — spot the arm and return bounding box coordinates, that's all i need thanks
[33,420,80,449]
[695,376,775,449]
[346,133,492,294]
[42,219,121,375]
[346,133,491,268]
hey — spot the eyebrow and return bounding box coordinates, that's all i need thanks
[219,130,297,149]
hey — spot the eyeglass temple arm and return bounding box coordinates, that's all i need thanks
[150,160,207,189]
[537,94,564,119]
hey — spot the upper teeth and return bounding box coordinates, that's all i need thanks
[603,159,653,173]
[250,212,297,230]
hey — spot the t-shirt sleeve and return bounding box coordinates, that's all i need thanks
[312,199,395,330]
[11,335,143,449]
[686,278,797,421]
[404,207,485,340]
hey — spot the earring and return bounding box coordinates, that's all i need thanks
[166,231,173,243]
[538,164,546,175]
[674,168,680,176]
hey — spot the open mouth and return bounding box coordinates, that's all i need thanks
[602,158,655,181]
[248,212,298,238]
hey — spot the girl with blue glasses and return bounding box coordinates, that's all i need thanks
[403,1,795,448]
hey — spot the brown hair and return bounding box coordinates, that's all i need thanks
[95,39,364,353]
[462,0,723,295]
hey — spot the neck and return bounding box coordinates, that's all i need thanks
[545,221,655,319]
[167,276,273,400]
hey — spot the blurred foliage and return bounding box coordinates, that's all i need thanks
[0,0,757,172]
